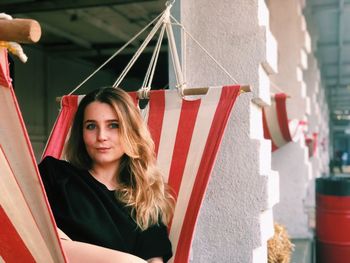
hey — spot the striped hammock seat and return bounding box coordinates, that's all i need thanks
[305,132,318,158]
[43,86,241,263]
[0,47,243,262]
[0,48,65,262]
[262,93,304,152]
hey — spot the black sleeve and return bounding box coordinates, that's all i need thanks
[38,156,57,200]
[135,223,173,262]
[38,156,63,217]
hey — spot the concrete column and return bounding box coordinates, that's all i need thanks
[268,0,313,239]
[304,3,330,174]
[177,0,278,262]
[318,87,330,173]
[303,53,323,230]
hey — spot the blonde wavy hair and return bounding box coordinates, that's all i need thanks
[65,87,174,230]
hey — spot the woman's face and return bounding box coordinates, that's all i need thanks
[83,101,125,169]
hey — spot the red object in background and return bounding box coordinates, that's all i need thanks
[316,177,350,262]
[305,132,318,158]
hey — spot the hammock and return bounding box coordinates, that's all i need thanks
[305,132,318,158]
[43,85,241,262]
[0,48,66,262]
[1,3,247,262]
[40,2,248,259]
[262,93,303,152]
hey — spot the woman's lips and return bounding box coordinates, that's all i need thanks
[96,147,110,152]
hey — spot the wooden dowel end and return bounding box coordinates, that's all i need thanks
[0,19,41,43]
[240,85,251,93]
[183,85,251,96]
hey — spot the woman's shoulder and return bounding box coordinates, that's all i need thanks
[40,155,70,167]
[39,155,80,175]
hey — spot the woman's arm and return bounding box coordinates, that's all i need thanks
[57,228,71,240]
[61,239,147,263]
[147,257,163,263]
[58,228,146,263]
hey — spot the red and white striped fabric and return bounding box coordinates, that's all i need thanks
[262,93,303,152]
[305,132,318,158]
[0,48,66,262]
[43,85,241,262]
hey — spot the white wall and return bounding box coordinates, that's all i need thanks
[177,0,279,262]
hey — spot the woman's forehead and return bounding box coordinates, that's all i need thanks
[84,101,119,120]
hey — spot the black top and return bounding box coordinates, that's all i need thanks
[39,156,172,261]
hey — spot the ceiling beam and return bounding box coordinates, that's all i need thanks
[0,0,155,14]
[322,62,350,67]
[41,21,92,49]
[327,85,348,89]
[46,45,167,57]
[332,126,350,132]
[332,108,350,113]
[330,99,350,104]
[330,93,350,98]
[332,102,350,107]
[311,2,350,13]
[65,9,139,47]
[331,94,350,98]
[330,89,350,95]
[324,76,350,82]
[332,108,350,112]
[337,0,344,87]
[330,92,350,97]
[318,41,350,48]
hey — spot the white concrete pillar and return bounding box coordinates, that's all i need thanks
[318,86,330,173]
[176,0,279,262]
[303,53,323,230]
[303,1,330,174]
[304,54,322,175]
[268,0,313,239]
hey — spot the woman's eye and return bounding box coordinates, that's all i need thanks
[109,122,119,129]
[85,123,96,130]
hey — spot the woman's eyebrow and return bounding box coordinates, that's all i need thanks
[83,119,119,123]
[83,120,96,123]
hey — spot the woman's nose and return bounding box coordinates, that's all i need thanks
[97,128,107,141]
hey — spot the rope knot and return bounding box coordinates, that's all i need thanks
[137,86,151,99]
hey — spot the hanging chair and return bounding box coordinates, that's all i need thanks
[0,48,65,262]
[43,84,241,262]
[1,3,250,262]
[305,132,318,158]
[262,93,304,152]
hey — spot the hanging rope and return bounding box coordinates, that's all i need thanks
[67,0,248,98]
[147,24,165,88]
[112,7,169,88]
[166,15,186,93]
[139,22,166,98]
[68,11,166,95]
[170,15,239,86]
[270,80,290,96]
[68,2,187,97]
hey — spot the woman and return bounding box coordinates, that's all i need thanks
[39,87,174,262]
